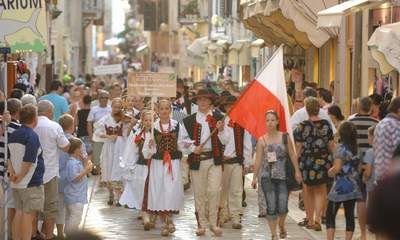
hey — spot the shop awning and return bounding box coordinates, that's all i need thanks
[241,0,338,49]
[368,22,400,74]
[187,37,209,57]
[317,0,385,32]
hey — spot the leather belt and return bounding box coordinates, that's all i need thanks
[223,156,241,164]
[196,151,213,161]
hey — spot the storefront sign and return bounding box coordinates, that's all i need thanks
[0,0,48,53]
[128,72,177,97]
[93,64,123,75]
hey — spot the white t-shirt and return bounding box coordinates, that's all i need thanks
[34,116,70,183]
[87,105,112,124]
[290,107,337,134]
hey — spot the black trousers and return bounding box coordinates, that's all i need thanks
[326,199,356,232]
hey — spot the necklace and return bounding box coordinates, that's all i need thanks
[159,119,171,133]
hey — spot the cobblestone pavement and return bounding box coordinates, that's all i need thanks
[82,176,367,240]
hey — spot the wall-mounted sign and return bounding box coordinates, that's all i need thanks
[0,0,48,53]
[93,64,123,75]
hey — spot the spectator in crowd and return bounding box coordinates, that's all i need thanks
[367,147,400,240]
[131,96,144,120]
[252,110,301,239]
[348,96,379,240]
[10,89,24,100]
[64,137,92,234]
[40,81,69,122]
[21,94,37,106]
[373,96,400,182]
[326,121,362,240]
[87,90,111,175]
[327,105,344,130]
[109,82,122,100]
[369,94,382,120]
[294,97,335,231]
[317,88,333,111]
[363,126,376,199]
[0,99,22,237]
[8,104,44,240]
[75,95,92,157]
[34,100,70,240]
[349,98,361,120]
[290,87,336,134]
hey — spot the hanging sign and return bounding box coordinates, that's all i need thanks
[0,0,48,53]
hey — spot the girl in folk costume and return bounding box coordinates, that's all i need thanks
[119,111,155,230]
[96,98,133,206]
[143,99,191,236]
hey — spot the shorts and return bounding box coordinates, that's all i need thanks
[260,177,289,220]
[13,185,44,213]
[43,177,59,219]
[5,184,15,208]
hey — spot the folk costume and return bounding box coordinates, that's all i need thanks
[96,113,128,204]
[182,89,225,234]
[119,126,151,209]
[218,114,252,227]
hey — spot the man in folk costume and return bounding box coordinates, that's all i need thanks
[182,88,225,236]
[217,95,253,229]
[172,79,198,190]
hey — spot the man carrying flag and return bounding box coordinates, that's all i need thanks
[181,89,224,236]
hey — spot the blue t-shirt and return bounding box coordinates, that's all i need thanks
[363,148,376,192]
[40,93,69,122]
[64,157,88,204]
[8,126,44,188]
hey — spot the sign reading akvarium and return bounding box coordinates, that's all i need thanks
[0,0,48,53]
[128,72,177,98]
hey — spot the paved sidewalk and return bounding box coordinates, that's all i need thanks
[82,176,317,240]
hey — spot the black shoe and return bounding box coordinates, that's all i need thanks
[258,213,266,218]
[242,201,247,207]
[107,199,113,206]
[116,202,122,207]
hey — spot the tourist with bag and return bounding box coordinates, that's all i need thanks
[326,121,362,240]
[251,110,302,240]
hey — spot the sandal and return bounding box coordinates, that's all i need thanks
[298,218,309,227]
[279,229,287,239]
[313,222,322,231]
[161,225,170,236]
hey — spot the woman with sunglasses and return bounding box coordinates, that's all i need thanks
[252,110,302,240]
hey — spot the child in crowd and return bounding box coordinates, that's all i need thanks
[363,126,376,199]
[57,114,88,237]
[64,137,93,234]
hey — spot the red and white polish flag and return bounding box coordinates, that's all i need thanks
[228,46,292,139]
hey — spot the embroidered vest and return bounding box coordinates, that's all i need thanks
[232,123,245,165]
[152,124,182,160]
[183,111,224,170]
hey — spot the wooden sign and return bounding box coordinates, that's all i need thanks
[128,72,177,98]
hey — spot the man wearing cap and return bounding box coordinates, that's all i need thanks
[217,95,252,229]
[182,88,224,236]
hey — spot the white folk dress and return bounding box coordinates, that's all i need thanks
[96,115,127,182]
[119,128,151,209]
[143,119,192,212]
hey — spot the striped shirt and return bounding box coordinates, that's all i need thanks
[0,120,21,181]
[373,114,400,181]
[349,114,379,157]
